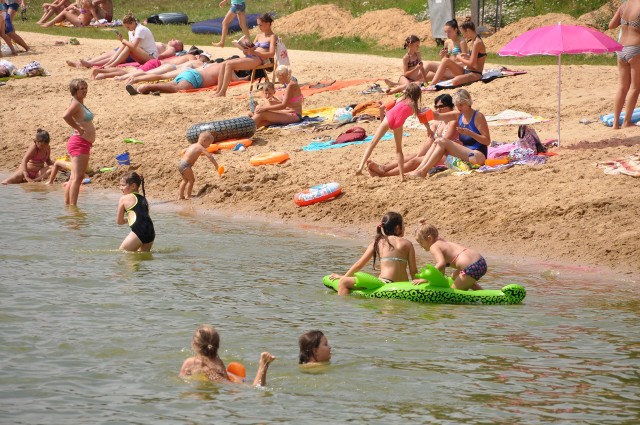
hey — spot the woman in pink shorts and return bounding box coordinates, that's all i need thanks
[62,78,95,206]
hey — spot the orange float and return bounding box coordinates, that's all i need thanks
[294,182,342,207]
[215,138,252,150]
[226,361,246,383]
[249,151,290,166]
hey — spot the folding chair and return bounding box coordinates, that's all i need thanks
[249,36,289,92]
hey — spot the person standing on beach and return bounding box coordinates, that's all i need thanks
[212,0,251,48]
[609,0,640,129]
[178,132,222,200]
[62,78,95,206]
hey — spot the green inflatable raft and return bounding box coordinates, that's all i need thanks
[322,265,526,305]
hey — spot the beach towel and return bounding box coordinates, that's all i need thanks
[599,108,640,127]
[486,110,550,126]
[596,153,640,177]
[428,68,526,91]
[301,107,337,121]
[302,132,407,152]
[267,116,325,129]
[299,79,378,98]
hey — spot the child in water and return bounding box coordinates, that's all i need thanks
[355,83,424,181]
[116,171,155,252]
[2,129,53,184]
[298,330,331,365]
[178,132,222,200]
[330,212,418,295]
[413,220,485,290]
[180,324,276,387]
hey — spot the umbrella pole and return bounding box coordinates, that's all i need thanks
[557,54,561,147]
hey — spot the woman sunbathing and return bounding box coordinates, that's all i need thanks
[66,39,184,69]
[367,94,458,177]
[90,52,208,80]
[40,0,93,28]
[250,65,303,127]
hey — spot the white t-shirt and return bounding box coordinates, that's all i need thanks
[128,24,158,58]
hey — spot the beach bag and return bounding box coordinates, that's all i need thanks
[333,107,353,124]
[276,36,290,67]
[332,127,366,145]
[517,125,545,153]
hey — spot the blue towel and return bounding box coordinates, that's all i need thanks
[302,132,408,152]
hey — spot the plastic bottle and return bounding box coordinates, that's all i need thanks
[249,91,256,113]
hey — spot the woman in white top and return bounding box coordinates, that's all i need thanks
[102,13,158,68]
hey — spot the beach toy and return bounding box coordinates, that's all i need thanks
[294,182,342,207]
[227,362,246,378]
[116,152,130,165]
[599,107,640,127]
[249,152,290,166]
[100,167,116,173]
[384,99,396,111]
[82,178,91,184]
[233,143,246,151]
[217,166,225,176]
[186,116,256,144]
[322,264,526,305]
[123,138,144,144]
[418,108,434,124]
[485,158,509,167]
[216,138,252,150]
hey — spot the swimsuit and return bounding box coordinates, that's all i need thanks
[174,68,203,89]
[380,257,408,262]
[81,103,94,121]
[27,148,50,177]
[464,36,486,74]
[620,3,640,27]
[125,192,155,245]
[458,110,487,157]
[460,256,487,281]
[386,100,413,130]
[67,135,92,156]
[449,44,461,56]
[177,159,191,174]
[616,6,640,64]
[137,58,161,72]
[407,53,420,68]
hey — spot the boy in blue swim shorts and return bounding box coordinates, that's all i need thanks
[212,0,250,47]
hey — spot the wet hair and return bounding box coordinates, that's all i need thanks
[372,212,404,269]
[452,88,473,107]
[275,65,292,81]
[122,13,137,25]
[34,128,50,144]
[192,325,220,360]
[121,171,146,197]
[298,330,324,364]
[415,219,439,244]
[434,93,454,108]
[445,19,460,35]
[69,78,87,96]
[404,82,422,115]
[258,13,273,24]
[403,35,420,49]
[461,17,476,32]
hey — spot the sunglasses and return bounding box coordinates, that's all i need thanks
[435,104,447,109]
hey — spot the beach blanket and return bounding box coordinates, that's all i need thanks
[428,68,527,91]
[596,153,640,177]
[268,116,326,129]
[299,79,378,98]
[302,107,338,121]
[485,109,550,126]
[302,132,407,152]
[599,108,640,127]
[179,80,248,93]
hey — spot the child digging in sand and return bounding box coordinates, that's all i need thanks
[180,324,276,387]
[413,220,485,290]
[178,132,223,200]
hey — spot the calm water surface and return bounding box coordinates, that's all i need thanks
[1,183,639,424]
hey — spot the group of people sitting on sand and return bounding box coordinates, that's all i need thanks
[38,0,113,28]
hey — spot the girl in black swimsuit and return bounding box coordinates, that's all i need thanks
[116,171,155,252]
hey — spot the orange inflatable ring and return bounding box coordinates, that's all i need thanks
[294,182,342,206]
[250,151,290,166]
[215,138,252,150]
[226,361,246,383]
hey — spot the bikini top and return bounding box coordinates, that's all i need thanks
[407,53,420,68]
[254,40,271,49]
[468,35,487,58]
[620,4,640,27]
[449,44,462,56]
[81,103,94,121]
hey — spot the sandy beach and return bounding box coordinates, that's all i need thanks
[1,27,639,274]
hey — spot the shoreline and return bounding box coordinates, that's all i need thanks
[1,32,639,275]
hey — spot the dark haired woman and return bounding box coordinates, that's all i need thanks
[213,13,276,97]
[383,35,428,95]
[367,94,459,177]
[329,212,418,295]
[425,18,486,90]
[299,331,331,365]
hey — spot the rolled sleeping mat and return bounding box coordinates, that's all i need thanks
[186,116,256,144]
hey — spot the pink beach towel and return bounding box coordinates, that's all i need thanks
[596,153,640,177]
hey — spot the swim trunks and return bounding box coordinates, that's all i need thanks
[67,134,92,156]
[137,58,161,72]
[386,100,413,130]
[174,68,203,89]
[177,159,191,174]
[616,45,640,63]
[460,256,487,281]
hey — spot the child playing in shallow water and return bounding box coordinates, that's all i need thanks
[178,132,222,200]
[298,330,331,365]
[179,324,276,386]
[2,129,53,184]
[413,220,485,290]
[329,212,418,295]
[117,171,155,252]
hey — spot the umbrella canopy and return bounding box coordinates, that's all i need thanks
[498,24,622,146]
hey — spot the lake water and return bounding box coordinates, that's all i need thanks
[1,183,639,425]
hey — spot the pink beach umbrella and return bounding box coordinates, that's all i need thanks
[498,23,622,146]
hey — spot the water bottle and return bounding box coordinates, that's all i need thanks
[249,91,256,113]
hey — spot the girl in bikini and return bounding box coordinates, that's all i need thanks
[2,129,53,184]
[422,19,469,83]
[329,212,418,296]
[213,13,276,97]
[413,220,485,291]
[355,82,424,181]
[383,35,428,95]
[250,65,303,127]
[609,0,640,129]
[40,0,92,28]
[425,17,486,90]
[116,171,155,252]
[62,78,95,206]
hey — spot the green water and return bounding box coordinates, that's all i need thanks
[1,183,639,424]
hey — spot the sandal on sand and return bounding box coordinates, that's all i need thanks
[422,85,437,92]
[126,84,139,96]
[311,135,332,142]
[361,83,383,94]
